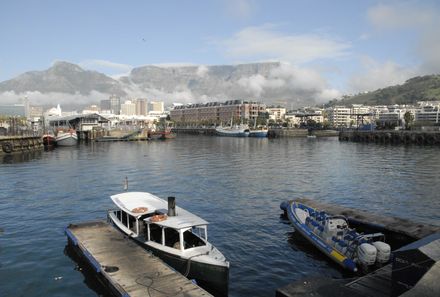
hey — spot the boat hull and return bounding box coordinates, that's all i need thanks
[141,241,229,297]
[249,130,268,137]
[215,128,249,137]
[42,135,57,146]
[56,134,78,146]
[281,201,357,272]
[110,221,229,296]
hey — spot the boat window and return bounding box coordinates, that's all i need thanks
[164,228,180,249]
[116,210,122,221]
[149,223,162,244]
[128,215,136,231]
[183,229,206,249]
[192,226,207,240]
[121,210,128,226]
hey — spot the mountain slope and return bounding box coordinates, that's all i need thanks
[329,75,440,106]
[0,61,125,96]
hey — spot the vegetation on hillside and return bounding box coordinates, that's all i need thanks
[325,75,440,107]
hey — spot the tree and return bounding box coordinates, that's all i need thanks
[403,111,414,130]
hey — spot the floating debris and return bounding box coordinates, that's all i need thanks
[54,276,63,281]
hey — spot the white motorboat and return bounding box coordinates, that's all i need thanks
[56,129,78,146]
[108,192,229,296]
[215,124,250,137]
[280,201,391,272]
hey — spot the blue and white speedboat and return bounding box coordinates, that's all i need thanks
[215,124,250,137]
[280,201,391,272]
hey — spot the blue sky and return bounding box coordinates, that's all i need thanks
[1,0,440,97]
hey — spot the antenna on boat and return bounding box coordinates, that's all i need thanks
[123,176,128,191]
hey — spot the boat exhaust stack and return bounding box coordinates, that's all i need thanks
[168,196,176,216]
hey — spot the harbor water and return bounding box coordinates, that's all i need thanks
[0,135,439,296]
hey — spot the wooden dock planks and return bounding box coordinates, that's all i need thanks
[66,221,212,297]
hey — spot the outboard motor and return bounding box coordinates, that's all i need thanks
[168,196,176,216]
[372,241,391,264]
[357,243,377,266]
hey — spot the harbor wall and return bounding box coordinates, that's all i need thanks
[0,136,43,155]
[172,127,339,138]
[339,130,440,145]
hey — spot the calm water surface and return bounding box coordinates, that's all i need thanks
[1,136,439,296]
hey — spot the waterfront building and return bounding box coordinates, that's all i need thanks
[135,98,148,116]
[149,101,165,115]
[266,107,286,121]
[109,95,121,115]
[170,100,266,125]
[415,105,440,124]
[327,106,351,127]
[378,109,405,126]
[285,109,324,127]
[121,100,136,116]
[82,104,99,114]
[29,106,43,118]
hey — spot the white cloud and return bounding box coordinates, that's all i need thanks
[348,56,418,92]
[367,3,435,30]
[0,90,110,106]
[237,63,340,103]
[79,59,133,77]
[196,65,209,77]
[219,24,351,64]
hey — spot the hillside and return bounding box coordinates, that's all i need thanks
[326,75,440,107]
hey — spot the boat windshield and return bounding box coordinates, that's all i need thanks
[146,223,207,250]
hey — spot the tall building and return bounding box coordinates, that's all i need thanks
[121,100,136,116]
[109,95,121,115]
[149,101,164,114]
[135,98,148,116]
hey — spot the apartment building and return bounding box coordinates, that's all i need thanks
[170,100,266,124]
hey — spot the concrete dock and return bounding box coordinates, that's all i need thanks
[65,221,212,297]
[339,130,440,145]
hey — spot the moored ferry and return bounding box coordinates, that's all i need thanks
[108,192,229,296]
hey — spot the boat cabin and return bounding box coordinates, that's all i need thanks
[109,192,209,253]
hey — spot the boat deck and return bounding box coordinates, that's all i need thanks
[65,221,212,297]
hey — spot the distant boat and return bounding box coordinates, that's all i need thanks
[280,201,391,273]
[56,129,78,146]
[108,192,229,296]
[307,135,317,139]
[249,128,268,138]
[215,124,250,137]
[42,133,57,146]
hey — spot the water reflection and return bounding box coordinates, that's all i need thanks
[1,150,43,164]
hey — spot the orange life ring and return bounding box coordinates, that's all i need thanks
[150,214,167,222]
[132,207,148,213]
